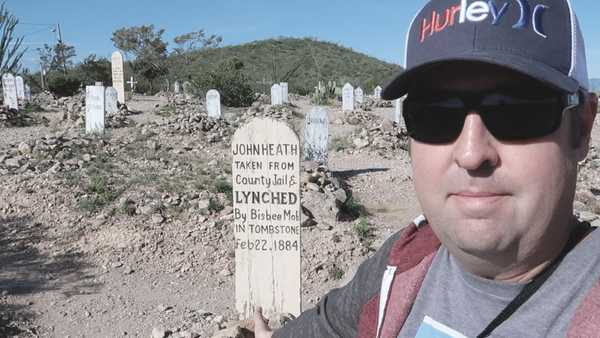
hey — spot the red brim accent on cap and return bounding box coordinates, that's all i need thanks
[381,51,580,100]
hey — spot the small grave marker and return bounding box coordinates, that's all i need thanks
[15,76,24,103]
[394,97,405,124]
[85,85,105,134]
[342,83,354,112]
[2,73,18,110]
[111,51,126,104]
[354,87,364,105]
[105,87,119,115]
[232,118,301,319]
[206,89,221,119]
[304,106,329,164]
[24,84,31,103]
[374,85,382,99]
[127,76,137,92]
[174,81,181,94]
[280,82,289,103]
[271,84,283,105]
[183,81,193,100]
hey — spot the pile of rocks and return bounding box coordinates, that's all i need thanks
[0,107,43,128]
[0,133,109,175]
[300,164,350,229]
[342,110,382,126]
[349,120,410,158]
[32,91,56,107]
[245,101,299,121]
[358,97,393,111]
[164,108,233,143]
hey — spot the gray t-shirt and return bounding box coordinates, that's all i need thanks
[399,228,600,338]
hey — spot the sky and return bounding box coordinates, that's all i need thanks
[9,0,600,78]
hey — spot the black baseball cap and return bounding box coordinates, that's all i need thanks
[382,0,590,100]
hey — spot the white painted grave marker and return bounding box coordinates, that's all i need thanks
[280,82,289,103]
[271,84,283,105]
[15,76,24,103]
[354,87,364,105]
[105,87,119,115]
[127,76,137,92]
[206,89,221,119]
[374,85,382,99]
[2,73,18,110]
[24,84,31,102]
[111,51,126,104]
[394,96,405,124]
[304,106,329,164]
[85,85,105,134]
[232,118,301,319]
[174,81,181,94]
[342,83,354,112]
[183,81,193,100]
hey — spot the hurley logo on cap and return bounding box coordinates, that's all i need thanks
[420,0,550,43]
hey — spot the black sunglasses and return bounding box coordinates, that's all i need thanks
[402,88,581,144]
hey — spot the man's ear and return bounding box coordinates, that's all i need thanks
[575,92,598,161]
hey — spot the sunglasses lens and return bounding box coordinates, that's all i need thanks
[482,101,562,141]
[404,95,564,144]
[404,102,465,143]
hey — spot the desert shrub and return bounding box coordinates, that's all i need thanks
[338,196,365,221]
[208,197,225,213]
[193,57,254,107]
[353,217,372,241]
[214,178,233,200]
[48,75,81,97]
[328,264,345,281]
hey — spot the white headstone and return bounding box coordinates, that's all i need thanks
[206,89,221,119]
[374,85,382,99]
[280,82,289,103]
[271,84,283,105]
[394,97,406,125]
[354,87,364,105]
[174,81,181,94]
[304,106,329,164]
[105,87,119,115]
[183,81,193,100]
[85,85,105,134]
[15,76,24,102]
[232,118,301,319]
[2,73,18,110]
[342,83,354,112]
[111,51,126,104]
[24,84,31,102]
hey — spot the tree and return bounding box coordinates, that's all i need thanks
[0,2,26,73]
[37,42,76,74]
[173,30,222,55]
[111,25,168,92]
[111,25,167,59]
[193,57,254,107]
[75,55,111,85]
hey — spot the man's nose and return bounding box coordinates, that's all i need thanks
[452,112,500,171]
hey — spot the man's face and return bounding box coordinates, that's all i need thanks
[409,63,584,267]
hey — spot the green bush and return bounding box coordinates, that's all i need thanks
[193,57,254,107]
[353,217,372,241]
[214,178,233,201]
[48,75,81,97]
